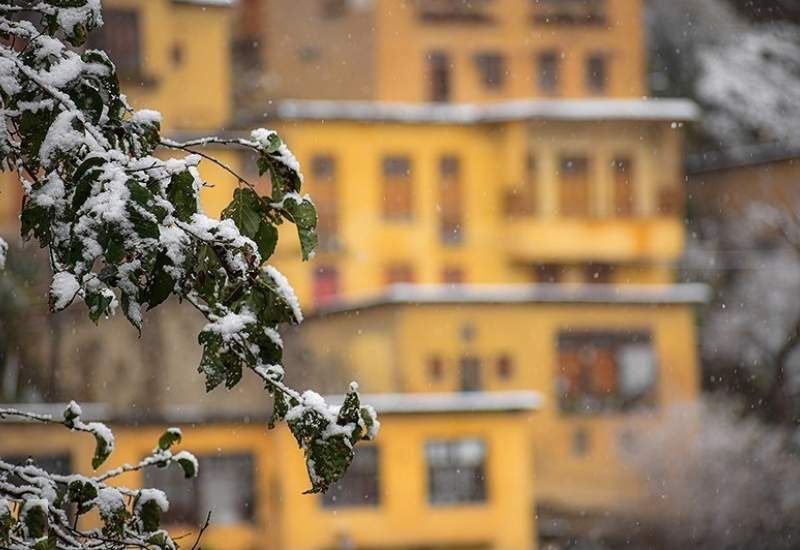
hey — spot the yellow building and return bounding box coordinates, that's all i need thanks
[0,0,706,548]
[0,393,540,550]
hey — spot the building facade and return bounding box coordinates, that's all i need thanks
[0,0,705,548]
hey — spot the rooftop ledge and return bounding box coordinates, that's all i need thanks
[324,391,543,415]
[274,98,700,124]
[312,283,711,317]
[0,392,541,424]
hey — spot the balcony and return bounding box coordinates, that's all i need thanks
[502,217,684,262]
[530,0,607,26]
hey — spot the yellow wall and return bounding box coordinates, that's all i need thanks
[288,300,701,510]
[102,0,233,131]
[0,408,538,550]
[257,0,646,103]
[196,117,685,308]
[376,0,646,102]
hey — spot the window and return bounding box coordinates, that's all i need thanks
[586,54,608,94]
[443,266,465,284]
[586,263,613,284]
[428,356,445,380]
[313,265,339,306]
[657,185,682,216]
[559,157,591,217]
[572,427,590,456]
[474,52,505,89]
[531,0,607,25]
[613,157,635,217]
[88,9,142,77]
[535,263,562,283]
[439,155,463,244]
[144,454,256,526]
[382,156,413,219]
[497,355,514,380]
[385,263,415,285]
[459,356,482,392]
[504,153,538,217]
[323,446,380,507]
[311,155,339,248]
[537,51,559,94]
[417,0,494,23]
[426,439,487,505]
[557,331,658,414]
[428,51,451,102]
[321,0,347,19]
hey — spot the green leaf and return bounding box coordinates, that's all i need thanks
[92,431,113,469]
[166,171,197,222]
[157,428,182,451]
[176,454,198,479]
[136,498,162,533]
[85,287,115,324]
[22,501,47,539]
[144,252,175,310]
[68,480,98,515]
[222,187,262,240]
[282,196,318,260]
[254,222,278,261]
[20,202,52,247]
[127,203,160,240]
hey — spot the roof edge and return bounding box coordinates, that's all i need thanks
[272,98,699,124]
[310,283,711,317]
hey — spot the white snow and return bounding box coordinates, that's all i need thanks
[276,98,700,124]
[263,265,303,322]
[95,487,124,515]
[204,309,256,340]
[50,272,80,310]
[0,237,7,271]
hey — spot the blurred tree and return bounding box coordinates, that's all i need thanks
[647,0,800,151]
[625,400,800,549]
[687,202,800,424]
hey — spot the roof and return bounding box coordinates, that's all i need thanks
[311,283,711,317]
[0,393,540,425]
[324,391,542,415]
[274,98,700,124]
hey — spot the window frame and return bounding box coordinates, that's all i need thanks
[425,438,488,506]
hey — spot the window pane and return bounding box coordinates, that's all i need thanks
[199,454,255,525]
[311,155,339,248]
[439,155,464,244]
[460,356,482,391]
[531,0,607,26]
[613,157,635,217]
[559,157,591,217]
[428,51,451,102]
[143,460,199,525]
[586,54,608,94]
[426,439,487,505]
[88,9,141,77]
[474,52,505,89]
[386,263,415,284]
[313,265,339,306]
[382,156,413,219]
[537,51,559,94]
[557,331,657,413]
[322,446,380,507]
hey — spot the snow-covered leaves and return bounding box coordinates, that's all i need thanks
[0,0,375,501]
[0,403,198,550]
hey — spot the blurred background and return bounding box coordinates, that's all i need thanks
[2,0,800,549]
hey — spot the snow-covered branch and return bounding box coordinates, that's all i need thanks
[0,0,377,505]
